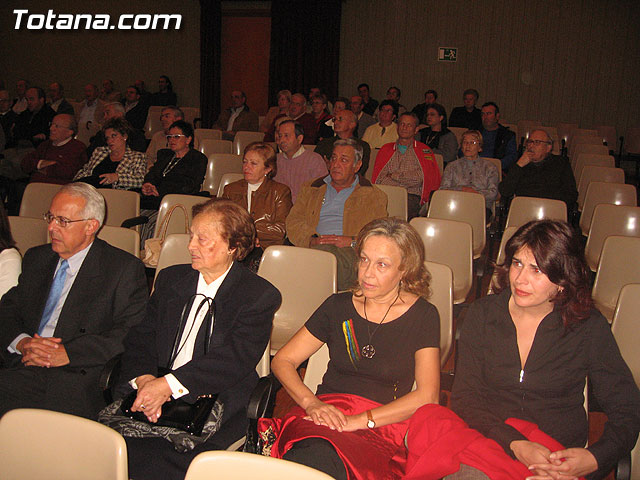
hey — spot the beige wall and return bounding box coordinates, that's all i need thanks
[0,1,200,107]
[339,0,640,142]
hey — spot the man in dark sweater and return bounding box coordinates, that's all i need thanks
[498,129,577,210]
[449,89,482,131]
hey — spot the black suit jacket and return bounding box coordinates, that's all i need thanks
[117,262,280,424]
[0,238,148,417]
[123,101,150,131]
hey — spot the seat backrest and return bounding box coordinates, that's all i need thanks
[573,153,615,184]
[98,225,140,257]
[258,245,337,353]
[428,189,486,258]
[202,154,243,195]
[185,451,334,480]
[484,157,503,182]
[570,144,609,166]
[504,196,567,230]
[592,236,640,323]
[433,153,444,175]
[448,127,466,146]
[577,166,625,211]
[555,123,579,146]
[424,260,454,367]
[181,107,201,126]
[579,182,637,236]
[194,128,222,143]
[0,408,128,480]
[595,125,617,150]
[232,131,265,156]
[374,184,408,220]
[216,173,245,198]
[19,182,62,218]
[410,217,473,304]
[199,139,233,156]
[8,216,48,253]
[585,204,640,271]
[143,106,164,139]
[517,120,542,141]
[97,188,140,228]
[487,226,519,294]
[153,233,192,284]
[154,194,208,238]
[624,126,640,154]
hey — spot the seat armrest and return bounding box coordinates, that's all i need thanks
[120,215,149,229]
[615,453,631,480]
[99,353,123,405]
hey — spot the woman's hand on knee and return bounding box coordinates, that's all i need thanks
[303,399,347,431]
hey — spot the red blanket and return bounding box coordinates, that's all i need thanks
[258,393,409,480]
[403,404,585,480]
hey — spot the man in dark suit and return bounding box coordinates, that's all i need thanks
[0,182,148,419]
[122,85,149,131]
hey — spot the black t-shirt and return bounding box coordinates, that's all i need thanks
[305,292,440,404]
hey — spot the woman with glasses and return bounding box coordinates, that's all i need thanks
[74,117,146,190]
[419,103,459,165]
[139,120,207,243]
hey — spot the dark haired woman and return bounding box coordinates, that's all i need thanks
[0,203,20,299]
[405,220,640,480]
[419,103,458,164]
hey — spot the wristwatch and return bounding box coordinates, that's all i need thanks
[366,409,376,429]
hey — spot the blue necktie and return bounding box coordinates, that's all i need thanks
[37,260,70,335]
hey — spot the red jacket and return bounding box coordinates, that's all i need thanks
[372,140,440,204]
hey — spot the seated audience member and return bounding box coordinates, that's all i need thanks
[140,120,207,242]
[150,75,178,107]
[0,203,21,299]
[315,109,371,175]
[77,83,104,132]
[0,183,147,419]
[310,94,333,142]
[374,86,407,120]
[358,83,378,116]
[222,142,292,260]
[449,89,482,131]
[480,101,517,170]
[440,130,499,219]
[318,96,350,141]
[99,79,122,103]
[350,95,376,139]
[21,113,87,185]
[373,112,441,219]
[412,89,438,126]
[361,100,399,149]
[122,86,149,132]
[498,129,577,210]
[288,93,318,144]
[286,139,387,290]
[74,118,146,190]
[260,89,291,133]
[419,103,459,165]
[307,87,334,114]
[145,106,184,168]
[87,102,147,157]
[404,220,640,479]
[110,199,280,480]
[47,83,75,116]
[213,90,259,140]
[134,79,151,106]
[11,79,29,115]
[261,217,440,480]
[12,87,56,148]
[0,90,16,148]
[273,119,327,203]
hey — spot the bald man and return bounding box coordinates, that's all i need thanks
[314,109,371,175]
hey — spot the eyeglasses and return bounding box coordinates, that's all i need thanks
[462,141,479,146]
[43,212,89,228]
[525,139,552,146]
[166,134,187,140]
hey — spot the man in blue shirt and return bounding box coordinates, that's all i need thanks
[480,102,517,171]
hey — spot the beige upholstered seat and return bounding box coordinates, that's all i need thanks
[517,120,542,141]
[98,225,140,257]
[428,190,486,259]
[201,154,243,195]
[577,166,625,211]
[19,182,62,218]
[199,139,233,156]
[153,233,191,285]
[570,145,610,169]
[0,408,128,480]
[504,196,567,230]
[448,127,466,146]
[194,128,222,144]
[181,107,201,126]
[8,216,48,252]
[573,153,615,185]
[233,131,265,156]
[487,226,519,294]
[216,172,245,198]
[595,125,617,151]
[591,236,640,323]
[143,106,164,139]
[374,184,408,220]
[258,245,337,354]
[154,194,208,238]
[423,260,454,367]
[584,204,640,271]
[97,188,140,228]
[410,217,473,304]
[555,123,578,148]
[185,451,334,480]
[579,182,637,236]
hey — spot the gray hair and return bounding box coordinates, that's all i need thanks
[333,138,363,166]
[161,105,184,119]
[59,183,106,227]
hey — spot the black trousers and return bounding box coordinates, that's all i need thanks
[282,438,348,480]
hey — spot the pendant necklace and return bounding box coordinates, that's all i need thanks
[361,291,400,359]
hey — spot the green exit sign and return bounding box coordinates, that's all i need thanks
[438,47,457,62]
